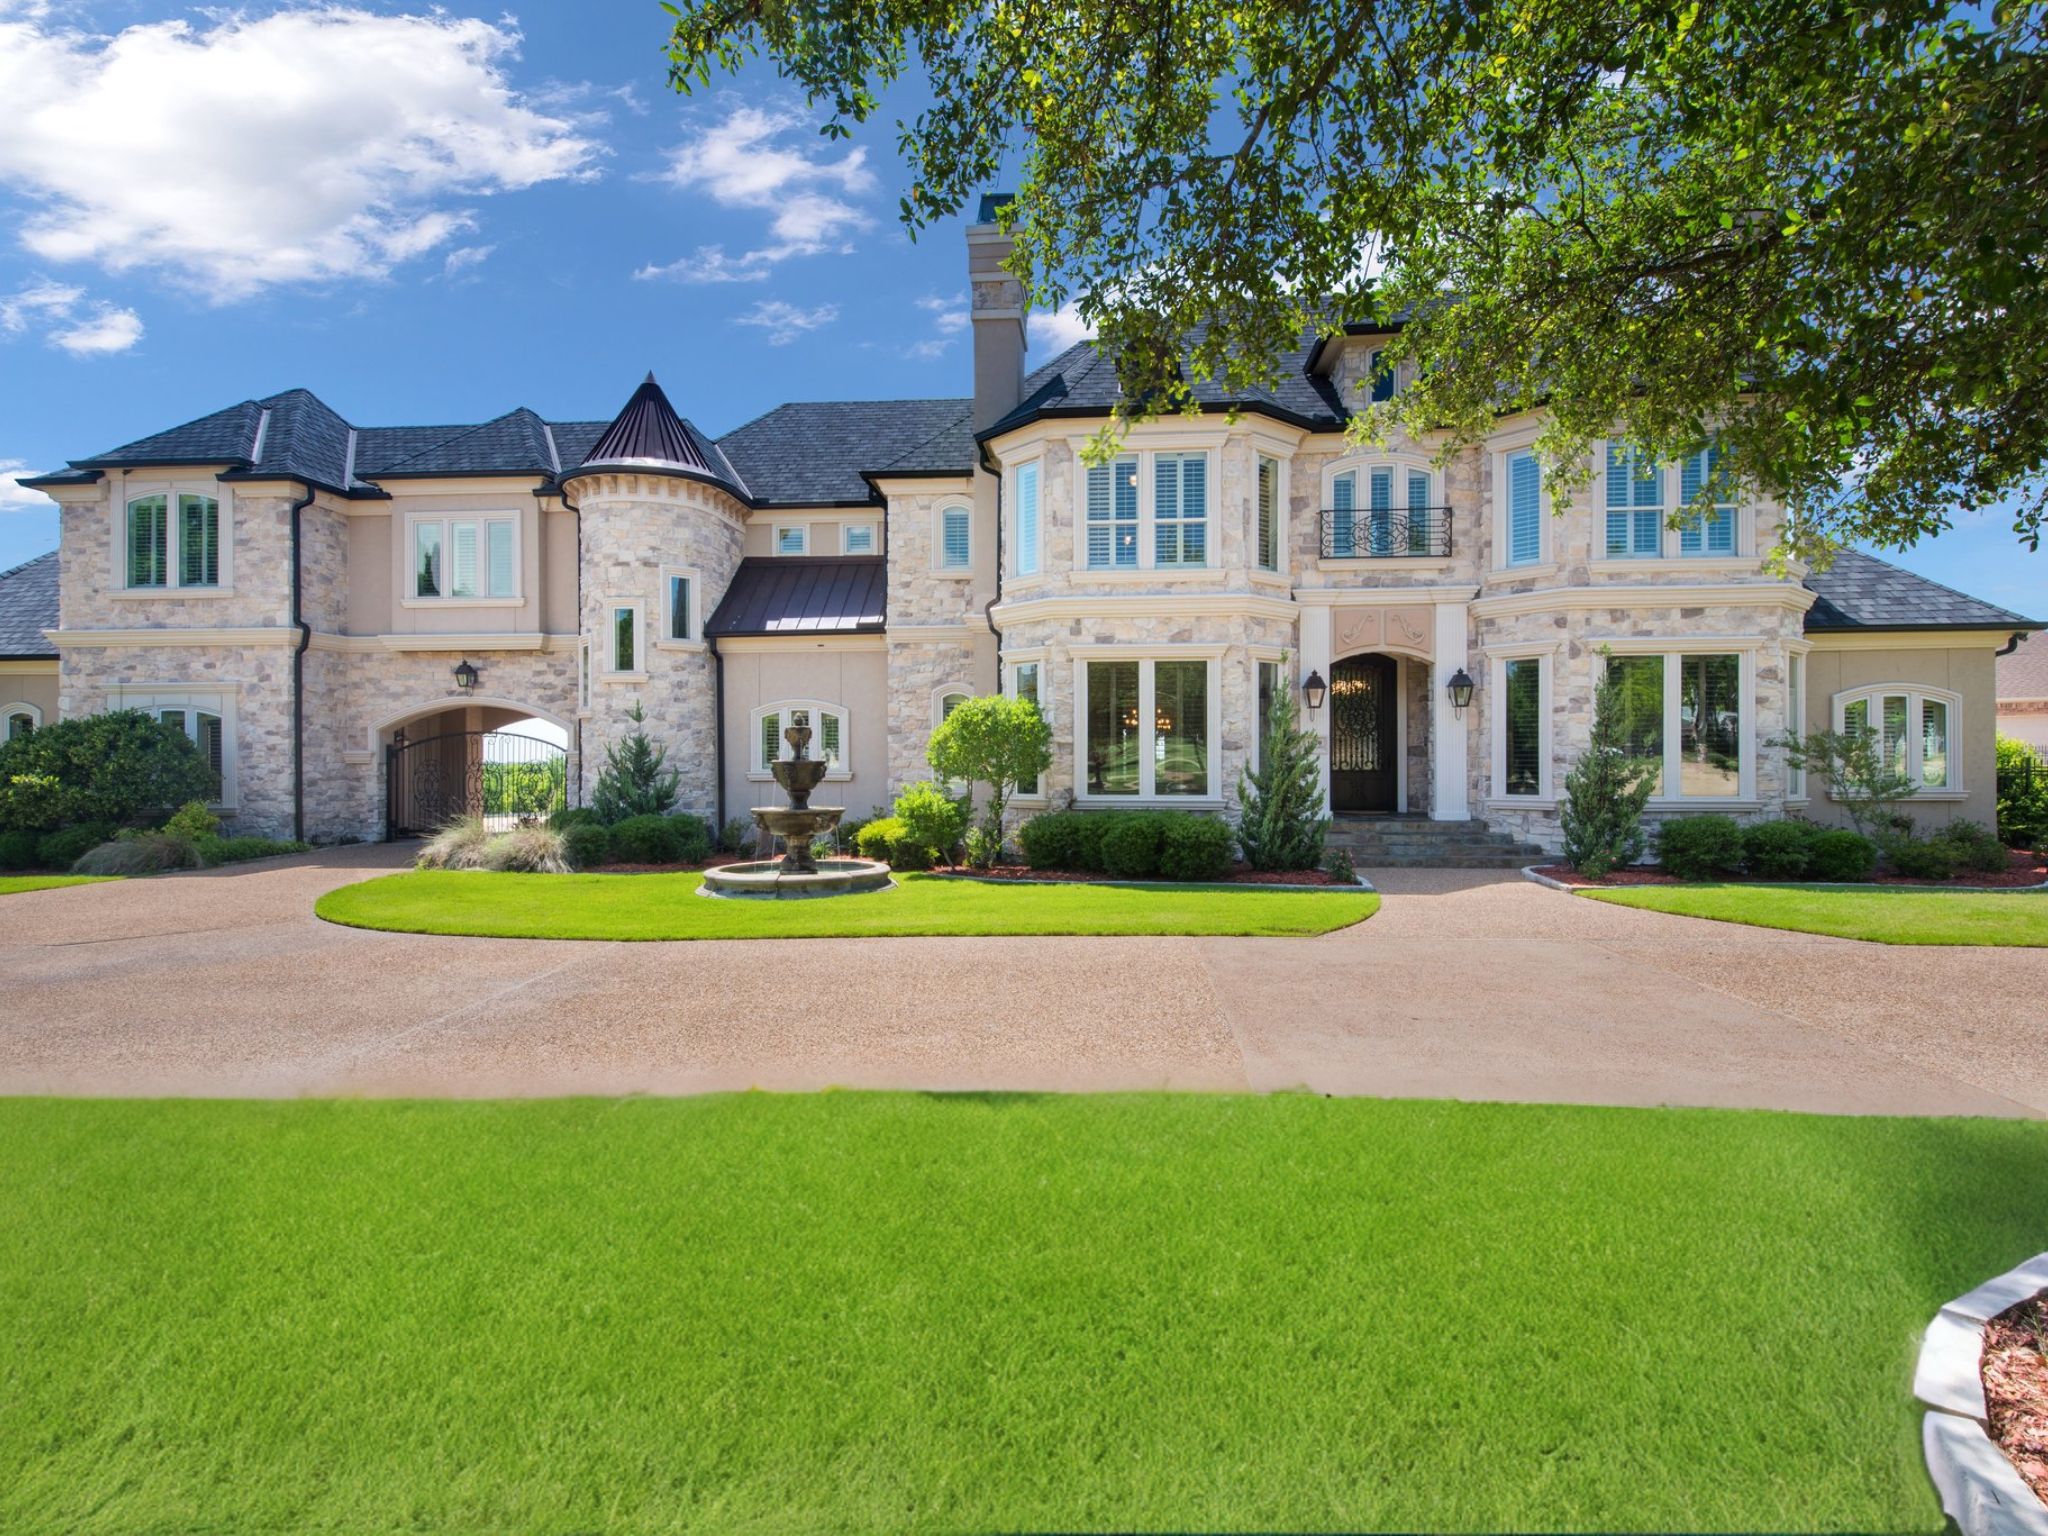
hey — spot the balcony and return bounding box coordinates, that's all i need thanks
[1319,506,1453,559]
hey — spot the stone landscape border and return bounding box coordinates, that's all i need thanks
[1913,1252,2048,1536]
[1520,865,2048,894]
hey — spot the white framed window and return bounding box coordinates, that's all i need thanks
[1602,647,1753,800]
[409,514,519,601]
[841,523,877,555]
[1013,461,1042,576]
[1008,657,1047,798]
[1077,446,1218,571]
[1085,455,1141,569]
[1600,440,1742,560]
[659,567,700,646]
[122,489,225,591]
[1489,650,1554,800]
[107,688,235,809]
[1833,685,1963,792]
[774,525,809,557]
[1152,452,1209,567]
[4,702,40,741]
[603,601,643,676]
[1326,458,1437,558]
[934,688,970,726]
[1787,651,1807,800]
[1255,455,1282,573]
[937,504,972,572]
[751,700,849,779]
[1367,347,1395,403]
[1503,449,1544,568]
[1074,650,1222,803]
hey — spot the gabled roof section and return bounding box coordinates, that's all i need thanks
[79,398,265,471]
[1801,549,2038,633]
[716,398,971,506]
[0,551,59,659]
[705,555,886,637]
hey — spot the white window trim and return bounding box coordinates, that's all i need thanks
[1005,650,1050,804]
[1009,459,1043,578]
[1493,446,1551,572]
[600,599,647,682]
[1830,683,1968,799]
[931,686,972,727]
[1595,640,1757,804]
[1592,440,1751,565]
[1070,444,1220,573]
[111,483,234,597]
[772,524,810,557]
[3,700,43,738]
[1785,646,1810,804]
[401,511,524,607]
[656,565,705,652]
[934,502,974,576]
[748,699,852,781]
[1317,452,1448,568]
[104,685,237,811]
[1070,645,1225,808]
[840,522,879,556]
[1486,645,1557,804]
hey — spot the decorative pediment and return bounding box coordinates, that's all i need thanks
[1332,603,1433,661]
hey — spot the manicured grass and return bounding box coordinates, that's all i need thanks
[0,874,111,896]
[1583,882,2048,945]
[2,1095,2043,1532]
[315,868,1377,939]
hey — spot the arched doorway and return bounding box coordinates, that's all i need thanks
[372,698,573,839]
[1329,654,1400,813]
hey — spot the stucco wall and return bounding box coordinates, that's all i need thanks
[718,642,892,821]
[1802,642,2001,832]
[0,663,60,727]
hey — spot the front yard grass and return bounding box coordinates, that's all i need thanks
[315,868,1377,939]
[2,1094,2042,1533]
[1583,882,2048,945]
[0,875,112,897]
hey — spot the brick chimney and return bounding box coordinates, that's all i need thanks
[967,193,1027,432]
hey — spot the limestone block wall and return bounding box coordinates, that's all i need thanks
[1286,432,1484,592]
[885,483,985,626]
[886,633,996,797]
[300,498,350,634]
[57,481,296,631]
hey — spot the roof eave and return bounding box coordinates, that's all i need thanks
[1804,620,2042,634]
[975,396,1337,446]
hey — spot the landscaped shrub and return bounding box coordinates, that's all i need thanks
[1741,819,1821,881]
[195,835,309,866]
[666,812,713,864]
[1655,814,1746,880]
[71,833,204,877]
[36,823,115,871]
[0,828,38,870]
[549,806,601,832]
[1100,812,1166,879]
[1887,834,1960,881]
[926,694,1052,868]
[163,800,220,841]
[1017,812,1084,870]
[1559,650,1657,877]
[607,814,687,865]
[719,816,757,855]
[1237,657,1329,871]
[0,711,220,834]
[1997,735,2048,849]
[416,816,493,871]
[1325,848,1358,885]
[589,704,679,824]
[855,815,931,870]
[962,825,1006,870]
[479,826,571,874]
[1070,812,1116,872]
[561,822,611,870]
[1157,815,1233,882]
[835,815,870,855]
[1807,828,1878,881]
[1932,819,2010,874]
[892,782,967,865]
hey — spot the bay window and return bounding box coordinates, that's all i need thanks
[126,492,220,590]
[1505,451,1542,567]
[1079,653,1217,801]
[1493,654,1549,798]
[1837,686,1959,791]
[412,515,516,600]
[1603,440,1741,559]
[1256,455,1281,572]
[1014,462,1041,576]
[1604,445,1664,559]
[1081,449,1213,570]
[1604,649,1751,799]
[1085,456,1140,568]
[753,702,847,777]
[1153,453,1208,566]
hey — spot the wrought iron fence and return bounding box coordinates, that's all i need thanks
[1319,505,1453,558]
[386,728,567,838]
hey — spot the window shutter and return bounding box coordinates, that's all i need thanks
[1256,456,1278,570]
[487,521,515,596]
[1016,463,1040,575]
[1508,452,1540,566]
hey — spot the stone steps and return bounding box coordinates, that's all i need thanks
[1326,818,1545,868]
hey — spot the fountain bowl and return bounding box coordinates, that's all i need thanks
[700,856,893,899]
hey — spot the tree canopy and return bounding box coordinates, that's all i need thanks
[664,0,2046,561]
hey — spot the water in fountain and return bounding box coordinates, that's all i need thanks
[699,721,891,898]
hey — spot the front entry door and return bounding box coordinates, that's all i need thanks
[1330,655,1398,813]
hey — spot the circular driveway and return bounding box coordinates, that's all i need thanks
[0,847,2040,1115]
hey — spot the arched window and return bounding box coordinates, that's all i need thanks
[933,688,970,727]
[1832,685,1964,791]
[751,700,849,778]
[3,703,39,742]
[1321,456,1442,557]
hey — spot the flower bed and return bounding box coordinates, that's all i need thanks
[928,861,1354,887]
[1537,847,2048,889]
[1983,1291,2048,1508]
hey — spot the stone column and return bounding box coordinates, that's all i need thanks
[1431,601,1471,821]
[1300,605,1333,812]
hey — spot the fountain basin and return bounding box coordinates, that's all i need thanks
[700,857,893,899]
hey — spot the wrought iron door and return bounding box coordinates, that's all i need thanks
[1329,655,1397,813]
[385,729,567,838]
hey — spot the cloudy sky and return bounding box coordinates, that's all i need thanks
[0,0,2038,620]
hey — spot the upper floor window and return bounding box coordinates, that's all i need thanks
[1604,444,1664,559]
[126,492,220,590]
[774,525,808,557]
[938,505,972,571]
[1014,461,1041,576]
[605,602,641,674]
[413,515,516,600]
[1505,451,1543,567]
[1152,453,1208,567]
[1367,348,1395,404]
[662,569,696,643]
[1836,686,1959,790]
[842,523,876,555]
[753,701,847,776]
[1086,456,1140,569]
[1677,443,1735,556]
[1255,455,1281,572]
[1604,440,1740,559]
[1330,463,1434,557]
[4,703,39,741]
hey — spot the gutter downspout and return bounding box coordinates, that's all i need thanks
[1997,632,2026,657]
[288,484,315,844]
[709,632,726,832]
[558,480,585,808]
[980,437,1004,687]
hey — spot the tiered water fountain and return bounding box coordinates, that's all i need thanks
[699,722,892,898]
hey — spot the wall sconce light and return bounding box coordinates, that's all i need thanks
[1446,667,1475,714]
[453,659,479,692]
[1302,669,1328,713]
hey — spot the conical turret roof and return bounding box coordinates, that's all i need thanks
[570,373,712,478]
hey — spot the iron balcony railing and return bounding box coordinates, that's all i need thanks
[1319,505,1454,559]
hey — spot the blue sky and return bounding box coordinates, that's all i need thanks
[0,1,2039,622]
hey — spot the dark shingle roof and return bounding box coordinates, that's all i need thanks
[705,556,887,637]
[716,399,971,505]
[0,551,58,658]
[1801,549,2038,633]
[369,408,558,478]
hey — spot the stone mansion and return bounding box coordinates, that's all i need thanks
[1,205,2035,850]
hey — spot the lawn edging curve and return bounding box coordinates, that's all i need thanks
[1914,1251,2048,1536]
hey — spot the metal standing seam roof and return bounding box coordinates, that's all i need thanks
[705,556,887,637]
[0,551,58,658]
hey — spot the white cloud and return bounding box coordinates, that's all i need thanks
[441,244,496,281]
[733,299,839,345]
[901,292,968,360]
[0,458,55,510]
[0,276,77,333]
[640,103,873,282]
[0,276,140,353]
[1029,302,1095,355]
[0,8,604,301]
[49,302,142,354]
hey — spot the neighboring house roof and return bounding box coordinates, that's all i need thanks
[705,556,887,637]
[0,551,58,659]
[1999,631,2048,702]
[717,399,972,506]
[1800,549,2037,633]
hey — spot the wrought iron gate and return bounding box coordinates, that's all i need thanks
[1329,655,1398,813]
[385,728,567,839]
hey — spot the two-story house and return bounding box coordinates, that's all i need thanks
[3,201,2036,853]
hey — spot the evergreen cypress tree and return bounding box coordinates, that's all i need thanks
[1559,651,1658,877]
[1236,662,1330,870]
[590,704,680,824]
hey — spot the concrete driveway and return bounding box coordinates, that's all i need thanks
[0,847,2041,1115]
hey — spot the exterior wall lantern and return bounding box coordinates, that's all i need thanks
[1446,667,1475,715]
[453,660,480,692]
[1301,669,1328,713]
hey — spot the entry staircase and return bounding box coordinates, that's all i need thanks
[1326,816,1546,869]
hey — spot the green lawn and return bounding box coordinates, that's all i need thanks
[316,868,1376,940]
[0,874,112,896]
[1583,882,2048,945]
[2,1095,2042,1533]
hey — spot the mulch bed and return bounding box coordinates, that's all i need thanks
[1539,847,2048,889]
[927,862,1351,887]
[1982,1291,2048,1507]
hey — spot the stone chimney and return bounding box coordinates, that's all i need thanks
[967,193,1027,432]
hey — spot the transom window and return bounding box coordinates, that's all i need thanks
[1330,464,1433,557]
[939,506,972,571]
[126,492,220,589]
[413,516,516,600]
[1080,655,1215,800]
[753,702,847,775]
[1606,650,1748,799]
[774,525,808,557]
[842,523,876,555]
[1835,686,1958,789]
[1604,441,1738,559]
